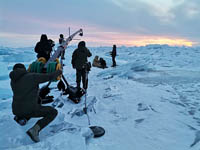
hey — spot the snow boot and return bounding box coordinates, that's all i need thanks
[26,124,40,143]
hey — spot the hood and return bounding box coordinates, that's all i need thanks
[94,56,99,61]
[9,68,27,82]
[78,41,85,49]
[40,34,48,42]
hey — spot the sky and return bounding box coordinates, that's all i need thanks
[0,0,200,47]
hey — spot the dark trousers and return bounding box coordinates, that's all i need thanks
[76,69,88,89]
[112,56,116,67]
[21,106,57,131]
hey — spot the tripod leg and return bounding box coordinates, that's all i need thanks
[61,75,69,87]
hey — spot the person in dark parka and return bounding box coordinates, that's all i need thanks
[71,41,92,90]
[35,34,53,61]
[99,57,107,69]
[111,44,117,67]
[9,63,62,143]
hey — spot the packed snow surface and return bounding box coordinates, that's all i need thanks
[1,44,200,150]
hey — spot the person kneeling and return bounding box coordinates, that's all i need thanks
[92,56,107,69]
[99,57,107,69]
[92,56,101,68]
[9,63,62,143]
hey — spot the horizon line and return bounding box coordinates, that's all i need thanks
[0,32,197,48]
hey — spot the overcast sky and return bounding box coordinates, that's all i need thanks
[0,0,199,47]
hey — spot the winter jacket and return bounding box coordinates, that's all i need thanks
[111,47,117,57]
[59,37,65,45]
[99,58,107,69]
[72,46,92,70]
[35,40,52,61]
[9,68,62,116]
[92,56,101,68]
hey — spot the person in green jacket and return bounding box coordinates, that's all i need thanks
[9,63,62,143]
[71,41,92,90]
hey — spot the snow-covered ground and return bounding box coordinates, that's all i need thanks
[1,44,200,150]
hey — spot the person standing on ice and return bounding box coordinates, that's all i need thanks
[9,63,62,143]
[59,34,65,45]
[34,34,53,61]
[110,44,117,67]
[71,41,92,90]
[59,34,66,59]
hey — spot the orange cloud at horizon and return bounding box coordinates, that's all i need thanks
[84,31,194,47]
[131,38,193,47]
[123,38,193,47]
[0,31,194,47]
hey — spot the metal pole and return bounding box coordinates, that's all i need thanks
[84,68,90,125]
[61,75,69,87]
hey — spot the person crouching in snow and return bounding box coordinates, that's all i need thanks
[9,63,62,143]
[99,57,107,69]
[92,56,101,68]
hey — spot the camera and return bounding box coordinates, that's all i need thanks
[48,39,55,47]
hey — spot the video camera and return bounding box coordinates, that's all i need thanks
[48,39,55,47]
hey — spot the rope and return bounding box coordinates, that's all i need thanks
[47,62,57,73]
[46,59,62,81]
[28,57,46,73]
[56,63,62,80]
[29,61,44,73]
[38,57,47,64]
[28,57,61,80]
